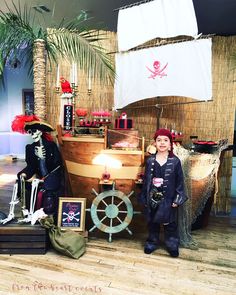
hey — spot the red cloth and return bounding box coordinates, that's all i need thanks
[35,189,44,210]
[154,128,172,142]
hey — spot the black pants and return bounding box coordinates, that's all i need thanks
[146,221,179,250]
[163,222,179,252]
[146,221,160,245]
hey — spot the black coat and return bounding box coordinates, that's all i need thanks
[139,154,188,224]
[18,138,62,191]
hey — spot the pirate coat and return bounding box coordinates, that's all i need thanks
[139,154,187,224]
[18,138,62,191]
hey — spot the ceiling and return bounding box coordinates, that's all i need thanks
[1,0,236,35]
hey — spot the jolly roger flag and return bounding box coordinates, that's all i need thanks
[114,39,212,110]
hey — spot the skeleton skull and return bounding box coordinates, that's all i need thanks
[68,210,75,221]
[27,129,42,142]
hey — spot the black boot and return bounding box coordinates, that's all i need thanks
[164,222,179,257]
[42,192,58,223]
[144,222,160,254]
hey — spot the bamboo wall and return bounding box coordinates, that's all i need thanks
[46,34,236,214]
[46,31,116,129]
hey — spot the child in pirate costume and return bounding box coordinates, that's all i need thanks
[13,115,62,222]
[140,129,187,257]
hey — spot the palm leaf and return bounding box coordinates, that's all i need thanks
[0,0,115,118]
[0,1,115,82]
[48,28,115,83]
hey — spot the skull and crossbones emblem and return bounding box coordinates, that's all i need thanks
[146,60,168,79]
[63,210,80,222]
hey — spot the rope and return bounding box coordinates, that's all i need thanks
[114,0,154,11]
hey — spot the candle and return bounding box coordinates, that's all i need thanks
[70,64,73,84]
[74,63,77,85]
[56,65,60,87]
[88,69,92,90]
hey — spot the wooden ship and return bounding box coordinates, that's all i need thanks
[57,125,145,200]
[57,124,146,239]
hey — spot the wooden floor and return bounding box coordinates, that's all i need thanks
[0,158,236,295]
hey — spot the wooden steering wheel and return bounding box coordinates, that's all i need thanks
[89,187,134,242]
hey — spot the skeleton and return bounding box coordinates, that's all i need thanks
[0,128,49,225]
[63,211,80,223]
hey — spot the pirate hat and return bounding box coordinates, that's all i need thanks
[24,121,54,132]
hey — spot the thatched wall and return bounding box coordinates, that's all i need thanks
[46,31,116,129]
[46,34,236,214]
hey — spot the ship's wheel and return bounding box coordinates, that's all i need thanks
[89,186,135,242]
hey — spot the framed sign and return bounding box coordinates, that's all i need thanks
[57,197,86,231]
[22,89,34,115]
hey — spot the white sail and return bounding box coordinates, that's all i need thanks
[117,0,198,52]
[114,39,212,110]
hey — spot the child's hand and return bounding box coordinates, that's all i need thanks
[172,203,178,208]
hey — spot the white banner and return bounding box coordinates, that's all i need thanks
[117,0,198,52]
[114,39,212,110]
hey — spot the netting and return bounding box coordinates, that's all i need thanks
[173,142,227,248]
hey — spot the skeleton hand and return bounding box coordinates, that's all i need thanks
[35,146,46,159]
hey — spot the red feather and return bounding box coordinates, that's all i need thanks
[11,115,40,134]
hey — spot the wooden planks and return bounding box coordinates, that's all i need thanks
[0,217,235,295]
[1,156,236,295]
[0,222,48,255]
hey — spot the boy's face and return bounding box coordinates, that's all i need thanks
[155,135,171,153]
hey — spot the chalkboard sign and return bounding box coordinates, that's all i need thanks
[22,89,34,115]
[63,104,73,130]
[57,197,86,231]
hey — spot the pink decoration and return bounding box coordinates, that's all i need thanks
[146,60,168,79]
[92,111,111,117]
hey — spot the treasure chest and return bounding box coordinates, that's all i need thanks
[108,129,139,149]
[115,112,133,129]
[0,222,48,254]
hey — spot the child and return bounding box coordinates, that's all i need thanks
[140,129,187,257]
